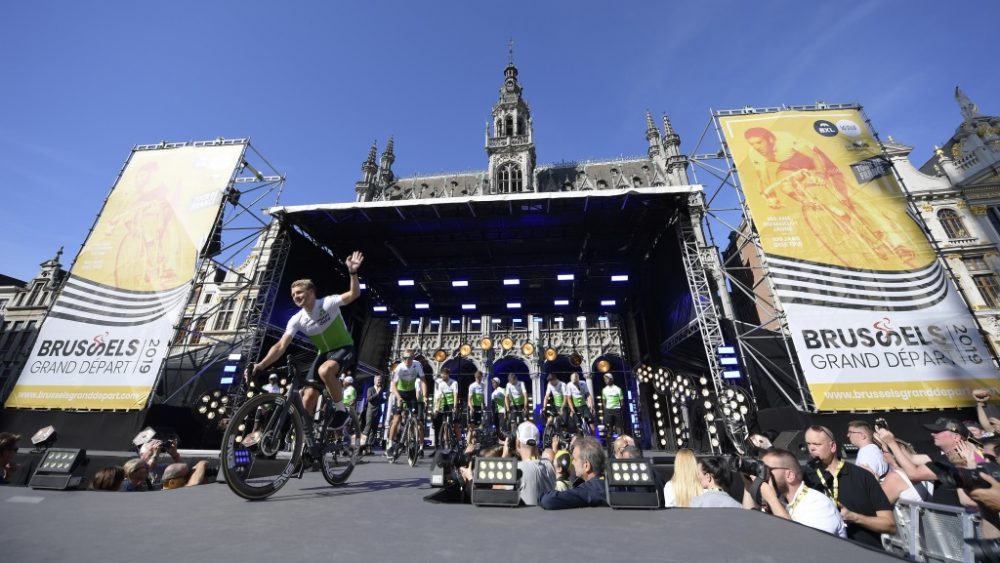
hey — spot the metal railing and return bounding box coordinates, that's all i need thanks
[882,498,981,562]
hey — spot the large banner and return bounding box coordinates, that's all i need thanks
[720,109,1000,410]
[6,144,244,410]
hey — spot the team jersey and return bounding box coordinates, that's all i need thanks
[506,381,526,406]
[343,385,357,407]
[602,384,623,409]
[435,379,458,410]
[392,362,425,395]
[283,295,353,353]
[545,382,566,408]
[567,380,589,407]
[468,381,485,407]
[491,388,507,413]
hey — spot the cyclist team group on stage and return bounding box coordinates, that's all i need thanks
[242,249,630,464]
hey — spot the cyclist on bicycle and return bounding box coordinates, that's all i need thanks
[386,350,427,458]
[542,373,574,435]
[432,367,459,451]
[466,371,485,443]
[567,372,593,433]
[491,377,507,433]
[246,250,364,434]
[504,373,529,429]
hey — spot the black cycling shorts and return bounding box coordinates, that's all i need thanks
[468,406,483,426]
[604,408,623,431]
[306,345,356,386]
[393,390,421,416]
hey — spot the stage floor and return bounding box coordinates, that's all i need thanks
[2,457,898,563]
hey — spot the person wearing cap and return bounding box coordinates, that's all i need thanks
[802,425,894,547]
[246,251,364,431]
[262,373,280,394]
[566,372,593,434]
[465,370,486,444]
[502,421,554,506]
[876,418,981,507]
[387,350,427,457]
[539,435,607,510]
[432,368,459,451]
[542,373,575,440]
[600,373,625,442]
[0,432,20,485]
[161,460,209,490]
[490,377,507,433]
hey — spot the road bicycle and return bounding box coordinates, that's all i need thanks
[220,361,356,500]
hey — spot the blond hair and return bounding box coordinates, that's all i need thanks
[290,279,315,292]
[670,448,702,507]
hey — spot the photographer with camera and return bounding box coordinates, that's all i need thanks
[756,448,847,537]
[501,421,555,506]
[802,425,894,548]
[539,436,607,510]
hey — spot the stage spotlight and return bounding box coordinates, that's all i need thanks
[480,337,493,350]
[132,427,156,449]
[501,337,514,351]
[569,352,583,367]
[31,425,58,450]
[520,342,535,357]
[29,448,88,490]
[596,360,611,373]
[544,348,558,362]
[200,394,210,403]
[606,458,660,509]
[462,304,476,310]
[459,344,473,357]
[471,457,520,506]
[433,349,448,362]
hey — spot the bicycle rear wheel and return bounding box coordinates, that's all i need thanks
[221,393,304,500]
[318,414,356,486]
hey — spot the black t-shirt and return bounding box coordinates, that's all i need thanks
[806,461,892,548]
[928,452,961,507]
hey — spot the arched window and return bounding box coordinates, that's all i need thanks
[938,209,970,239]
[504,116,514,138]
[517,118,526,135]
[496,119,504,137]
[496,163,523,193]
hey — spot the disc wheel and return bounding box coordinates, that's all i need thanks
[221,393,303,500]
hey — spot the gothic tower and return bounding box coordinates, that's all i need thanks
[354,141,379,202]
[486,51,535,194]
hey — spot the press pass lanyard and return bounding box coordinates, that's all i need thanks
[816,459,844,503]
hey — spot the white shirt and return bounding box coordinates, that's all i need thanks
[506,381,526,403]
[786,483,847,538]
[855,443,889,478]
[491,388,507,412]
[391,362,425,397]
[434,379,458,410]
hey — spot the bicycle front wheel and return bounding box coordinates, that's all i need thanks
[318,414,356,486]
[221,393,304,500]
[406,419,420,467]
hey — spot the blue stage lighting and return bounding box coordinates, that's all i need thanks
[450,319,461,324]
[462,304,476,310]
[720,357,739,366]
[723,370,741,379]
[471,319,481,324]
[223,365,237,373]
[452,280,469,287]
[554,317,564,322]
[227,353,242,361]
[600,300,616,306]
[373,305,388,312]
[611,275,629,282]
[507,302,521,309]
[718,346,735,355]
[415,303,429,310]
[410,320,420,325]
[220,377,234,385]
[554,299,569,306]
[513,318,523,323]
[359,283,367,289]
[598,315,608,321]
[503,278,519,285]
[390,320,399,325]
[398,279,414,286]
[491,319,501,324]
[557,274,574,281]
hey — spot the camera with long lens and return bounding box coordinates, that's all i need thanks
[928,459,1000,491]
[966,538,1000,563]
[730,456,772,506]
[471,427,499,449]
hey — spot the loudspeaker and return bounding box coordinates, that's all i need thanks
[772,431,810,460]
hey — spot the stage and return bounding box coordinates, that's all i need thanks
[2,457,897,562]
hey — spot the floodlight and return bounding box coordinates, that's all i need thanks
[600,300,616,306]
[544,348,558,362]
[501,337,514,351]
[415,303,429,310]
[557,274,574,281]
[462,304,476,310]
[611,275,629,282]
[29,448,88,490]
[398,279,414,286]
[718,346,735,355]
[596,360,611,373]
[554,299,569,306]
[521,342,535,357]
[605,458,660,509]
[373,305,388,312]
[480,337,493,350]
[31,425,57,449]
[506,302,521,309]
[433,349,448,362]
[227,353,242,361]
[459,344,473,357]
[471,457,520,506]
[452,280,468,287]
[554,316,564,322]
[503,278,519,286]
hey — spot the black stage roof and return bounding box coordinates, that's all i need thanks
[271,186,700,319]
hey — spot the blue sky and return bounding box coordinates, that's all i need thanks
[1,1,996,281]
